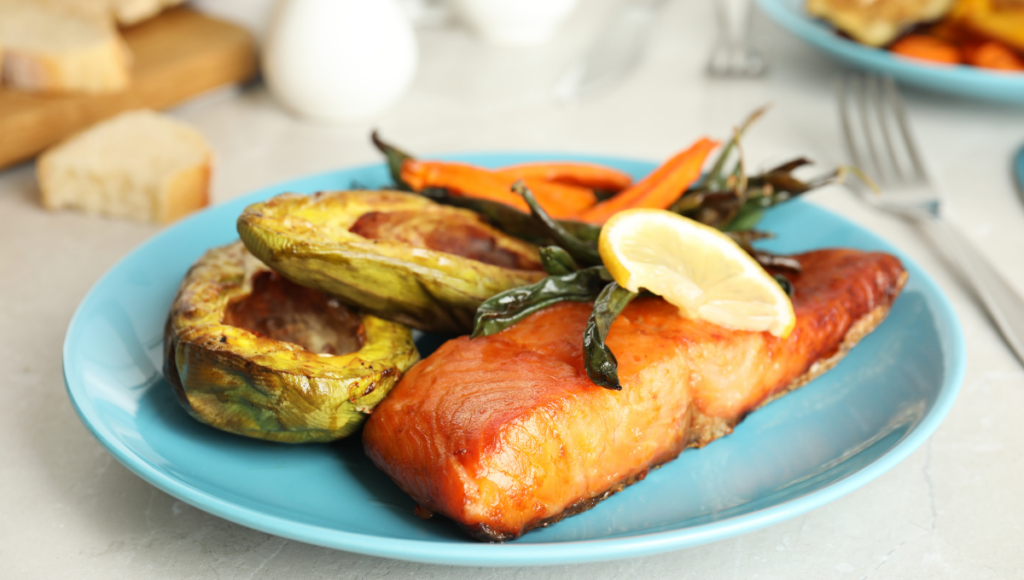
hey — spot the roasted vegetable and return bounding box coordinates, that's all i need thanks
[575,137,719,224]
[494,162,632,193]
[581,282,638,390]
[471,108,850,390]
[237,190,545,334]
[371,132,625,218]
[163,241,419,443]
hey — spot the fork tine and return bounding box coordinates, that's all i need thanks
[868,75,905,183]
[837,76,868,177]
[854,75,888,184]
[883,76,929,182]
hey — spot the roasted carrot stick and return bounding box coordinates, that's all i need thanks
[965,41,1024,71]
[401,160,600,218]
[495,163,633,192]
[889,35,962,64]
[574,138,719,225]
[520,178,597,218]
[400,160,531,212]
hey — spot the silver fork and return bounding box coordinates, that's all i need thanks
[837,74,1024,366]
[706,0,766,77]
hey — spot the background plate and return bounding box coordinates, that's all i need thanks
[757,0,1024,104]
[64,153,965,567]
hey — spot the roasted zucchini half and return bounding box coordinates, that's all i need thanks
[163,241,419,443]
[237,190,545,334]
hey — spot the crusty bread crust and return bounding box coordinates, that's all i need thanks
[2,34,130,94]
[159,155,211,224]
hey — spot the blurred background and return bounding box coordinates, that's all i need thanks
[3,0,1024,577]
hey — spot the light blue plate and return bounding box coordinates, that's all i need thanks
[757,0,1024,104]
[63,153,965,567]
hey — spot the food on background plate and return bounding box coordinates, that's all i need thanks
[806,0,955,46]
[0,0,132,93]
[163,241,419,443]
[809,0,1024,71]
[237,190,546,335]
[364,248,906,541]
[38,109,212,224]
[948,0,1024,50]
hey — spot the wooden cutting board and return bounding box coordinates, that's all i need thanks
[0,8,257,171]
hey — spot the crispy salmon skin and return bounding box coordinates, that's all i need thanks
[363,249,907,541]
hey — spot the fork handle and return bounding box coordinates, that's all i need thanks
[917,216,1024,366]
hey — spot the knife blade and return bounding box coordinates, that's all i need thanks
[552,0,667,105]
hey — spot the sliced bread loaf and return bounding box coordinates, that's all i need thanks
[110,0,187,26]
[0,0,132,94]
[38,109,212,224]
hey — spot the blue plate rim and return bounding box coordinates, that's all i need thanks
[63,154,967,567]
[756,0,1024,104]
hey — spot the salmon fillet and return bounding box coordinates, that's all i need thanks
[363,249,907,541]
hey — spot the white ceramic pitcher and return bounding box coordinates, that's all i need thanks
[262,0,419,123]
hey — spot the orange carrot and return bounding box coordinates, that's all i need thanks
[495,163,633,192]
[400,160,531,212]
[520,178,598,219]
[889,35,962,65]
[965,41,1024,71]
[574,138,719,225]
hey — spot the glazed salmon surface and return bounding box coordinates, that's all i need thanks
[363,249,907,541]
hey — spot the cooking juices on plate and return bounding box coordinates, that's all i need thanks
[162,111,907,540]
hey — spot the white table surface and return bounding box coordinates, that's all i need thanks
[3,1,1023,577]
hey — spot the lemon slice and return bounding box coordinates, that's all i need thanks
[598,208,796,338]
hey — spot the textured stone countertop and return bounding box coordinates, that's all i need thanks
[2,1,1023,578]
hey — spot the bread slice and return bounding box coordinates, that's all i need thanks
[37,110,212,224]
[24,0,188,26]
[110,0,187,26]
[0,0,132,94]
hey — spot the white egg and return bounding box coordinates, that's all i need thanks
[262,0,418,123]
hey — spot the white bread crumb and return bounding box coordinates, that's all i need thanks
[38,109,213,224]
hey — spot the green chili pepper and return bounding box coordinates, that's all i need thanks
[513,181,603,266]
[371,131,414,190]
[773,274,795,298]
[539,246,580,275]
[583,282,638,390]
[472,266,613,338]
